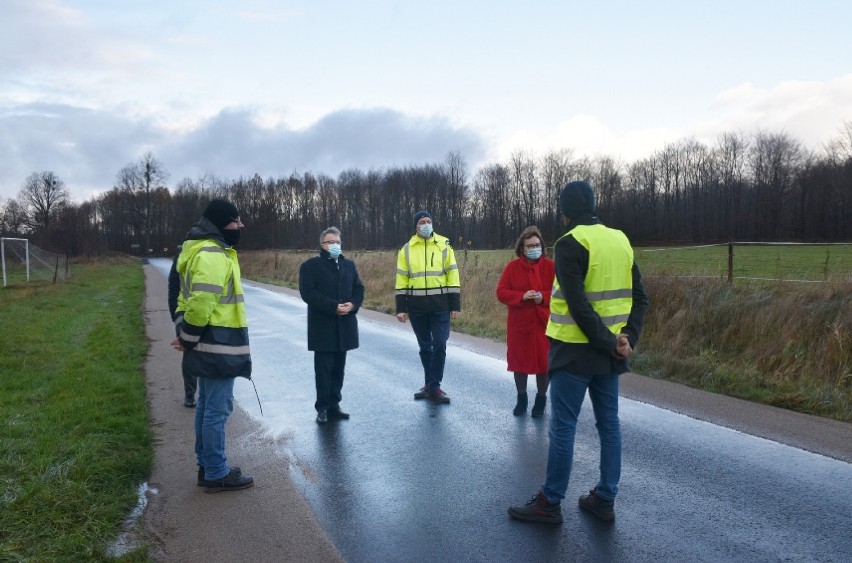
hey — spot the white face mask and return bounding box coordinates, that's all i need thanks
[525,247,542,260]
[327,243,341,258]
[418,223,433,238]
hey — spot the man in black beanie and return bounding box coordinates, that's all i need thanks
[172,199,254,492]
[395,210,461,403]
[509,180,648,523]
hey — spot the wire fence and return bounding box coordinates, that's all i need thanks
[636,242,852,284]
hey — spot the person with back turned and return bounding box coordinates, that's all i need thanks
[508,181,649,523]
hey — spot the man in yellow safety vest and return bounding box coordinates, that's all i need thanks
[509,181,649,524]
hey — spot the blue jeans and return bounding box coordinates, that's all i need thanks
[408,310,451,390]
[542,370,622,503]
[195,376,235,481]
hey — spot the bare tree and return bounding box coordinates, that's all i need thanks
[18,171,69,235]
[116,152,169,252]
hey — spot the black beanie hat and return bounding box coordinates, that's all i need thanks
[203,199,240,231]
[559,181,595,218]
[413,210,432,228]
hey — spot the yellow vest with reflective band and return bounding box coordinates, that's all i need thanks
[176,238,248,336]
[545,224,634,343]
[395,233,460,296]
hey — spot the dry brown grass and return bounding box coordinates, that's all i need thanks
[240,249,852,421]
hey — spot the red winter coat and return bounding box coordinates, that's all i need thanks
[496,256,555,374]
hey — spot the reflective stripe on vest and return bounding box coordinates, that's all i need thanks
[546,224,634,344]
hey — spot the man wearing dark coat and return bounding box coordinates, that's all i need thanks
[299,227,365,424]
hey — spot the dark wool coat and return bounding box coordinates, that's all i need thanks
[496,256,555,374]
[299,250,365,353]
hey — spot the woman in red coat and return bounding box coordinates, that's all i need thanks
[496,226,555,417]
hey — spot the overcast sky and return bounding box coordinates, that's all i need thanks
[1,0,850,202]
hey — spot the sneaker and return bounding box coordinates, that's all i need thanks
[316,410,328,424]
[508,491,563,524]
[578,489,615,521]
[203,468,254,493]
[429,388,451,404]
[414,386,431,400]
[184,397,196,408]
[198,465,241,486]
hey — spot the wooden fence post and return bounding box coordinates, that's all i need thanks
[727,242,734,284]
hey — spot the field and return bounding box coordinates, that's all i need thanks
[240,244,852,421]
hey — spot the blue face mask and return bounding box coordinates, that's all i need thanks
[525,247,542,260]
[418,223,433,238]
[327,243,341,258]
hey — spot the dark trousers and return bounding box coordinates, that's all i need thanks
[182,359,197,400]
[409,310,451,390]
[314,351,347,412]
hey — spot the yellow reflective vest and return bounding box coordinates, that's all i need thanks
[546,224,633,343]
[395,233,461,313]
[176,235,251,379]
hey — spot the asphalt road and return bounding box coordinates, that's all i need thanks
[148,258,852,562]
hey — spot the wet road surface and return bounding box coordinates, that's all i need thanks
[151,258,852,562]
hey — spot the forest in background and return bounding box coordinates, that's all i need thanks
[2,123,851,256]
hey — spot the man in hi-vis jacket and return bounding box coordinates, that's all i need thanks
[395,210,461,404]
[173,199,254,493]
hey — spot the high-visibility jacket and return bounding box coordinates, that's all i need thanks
[176,230,251,379]
[546,224,633,343]
[395,233,461,314]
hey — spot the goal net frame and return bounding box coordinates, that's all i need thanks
[1,237,30,287]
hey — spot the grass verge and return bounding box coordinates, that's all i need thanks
[0,256,152,561]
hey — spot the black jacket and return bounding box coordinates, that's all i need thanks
[167,255,180,321]
[299,250,365,352]
[548,214,649,376]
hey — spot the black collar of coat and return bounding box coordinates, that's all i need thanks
[319,248,344,261]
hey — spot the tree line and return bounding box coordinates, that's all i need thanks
[2,123,850,256]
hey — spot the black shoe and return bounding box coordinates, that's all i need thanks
[530,393,547,418]
[198,465,241,486]
[579,489,615,521]
[202,468,254,493]
[328,409,350,420]
[316,410,328,424]
[513,392,528,416]
[508,491,563,524]
[414,386,431,400]
[184,397,196,408]
[429,388,451,404]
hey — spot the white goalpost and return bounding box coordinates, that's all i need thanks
[1,237,29,287]
[1,237,69,287]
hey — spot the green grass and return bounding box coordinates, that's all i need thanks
[0,257,152,561]
[635,243,852,282]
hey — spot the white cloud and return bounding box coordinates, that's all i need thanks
[494,74,852,163]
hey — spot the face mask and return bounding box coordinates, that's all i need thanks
[525,247,542,260]
[327,243,342,258]
[418,223,433,238]
[223,229,241,247]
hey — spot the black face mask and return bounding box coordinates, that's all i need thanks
[222,228,241,247]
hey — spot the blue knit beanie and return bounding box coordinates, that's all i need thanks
[413,210,432,228]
